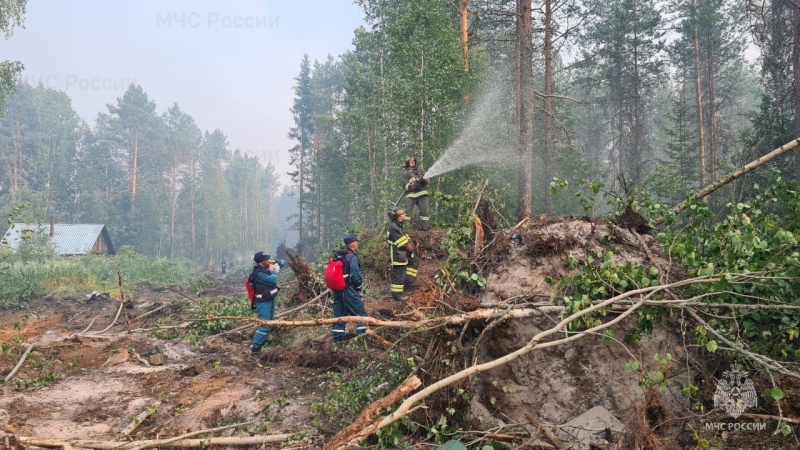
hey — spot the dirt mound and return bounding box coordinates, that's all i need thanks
[467,218,690,448]
[478,217,668,306]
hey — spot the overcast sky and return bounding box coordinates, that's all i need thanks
[0,0,365,185]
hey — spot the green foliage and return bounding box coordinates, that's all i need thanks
[764,387,784,402]
[436,218,485,294]
[434,182,489,294]
[662,173,800,357]
[556,249,660,332]
[437,441,468,450]
[312,350,414,435]
[624,353,672,389]
[9,353,64,390]
[1,82,281,263]
[0,0,26,107]
[0,246,204,309]
[186,296,252,343]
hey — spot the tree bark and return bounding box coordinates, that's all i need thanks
[11,118,22,197]
[459,0,470,72]
[692,0,707,190]
[118,401,161,437]
[20,434,298,450]
[419,52,426,161]
[543,0,554,214]
[706,35,719,181]
[131,131,139,219]
[516,0,533,220]
[632,8,642,186]
[170,150,177,259]
[299,128,305,249]
[3,343,33,383]
[792,5,800,179]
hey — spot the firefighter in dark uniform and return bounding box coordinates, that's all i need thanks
[403,157,430,231]
[387,207,418,301]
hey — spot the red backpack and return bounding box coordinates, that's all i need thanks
[245,276,256,307]
[324,252,351,291]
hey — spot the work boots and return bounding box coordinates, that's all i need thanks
[248,347,261,362]
[392,293,409,302]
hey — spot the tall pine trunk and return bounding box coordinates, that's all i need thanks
[692,0,707,189]
[543,0,554,214]
[792,7,800,178]
[459,0,470,73]
[170,150,177,258]
[707,53,719,181]
[131,132,139,221]
[516,0,533,220]
[11,118,22,197]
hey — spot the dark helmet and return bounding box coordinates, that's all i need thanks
[390,207,405,220]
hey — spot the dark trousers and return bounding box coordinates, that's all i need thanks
[406,195,430,230]
[390,255,419,297]
[332,287,368,342]
[250,299,275,351]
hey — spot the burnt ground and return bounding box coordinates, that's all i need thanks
[1,219,799,450]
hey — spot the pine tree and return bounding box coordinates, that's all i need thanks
[288,55,315,253]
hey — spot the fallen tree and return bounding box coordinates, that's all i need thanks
[652,137,800,226]
[320,276,722,449]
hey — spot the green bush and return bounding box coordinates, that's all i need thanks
[663,173,800,358]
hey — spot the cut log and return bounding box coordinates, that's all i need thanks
[20,434,298,450]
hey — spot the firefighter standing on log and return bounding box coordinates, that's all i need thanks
[387,207,418,301]
[403,156,430,231]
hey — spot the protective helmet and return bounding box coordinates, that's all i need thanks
[390,207,405,219]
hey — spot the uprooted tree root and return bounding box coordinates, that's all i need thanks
[624,388,675,450]
[284,249,325,305]
[410,326,477,427]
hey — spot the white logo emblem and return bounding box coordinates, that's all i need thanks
[713,364,757,418]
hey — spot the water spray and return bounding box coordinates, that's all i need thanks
[423,78,519,179]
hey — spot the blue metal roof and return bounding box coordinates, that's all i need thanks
[2,224,113,255]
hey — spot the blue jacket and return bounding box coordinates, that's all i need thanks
[336,249,362,293]
[252,265,277,287]
[251,260,285,300]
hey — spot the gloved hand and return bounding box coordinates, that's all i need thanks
[420,177,428,187]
